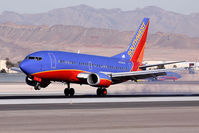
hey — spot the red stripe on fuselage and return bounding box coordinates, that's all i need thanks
[32,69,85,82]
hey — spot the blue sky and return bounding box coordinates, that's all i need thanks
[0,0,198,14]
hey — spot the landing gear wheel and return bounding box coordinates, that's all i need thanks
[64,88,70,96]
[34,82,41,90]
[69,88,75,96]
[64,83,75,97]
[101,88,107,96]
[97,88,101,96]
[64,88,75,97]
[96,88,107,96]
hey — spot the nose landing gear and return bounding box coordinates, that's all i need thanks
[34,82,41,90]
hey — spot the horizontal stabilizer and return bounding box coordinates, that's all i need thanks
[139,61,186,70]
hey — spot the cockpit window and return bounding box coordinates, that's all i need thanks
[26,56,42,61]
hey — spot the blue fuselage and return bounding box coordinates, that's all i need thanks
[20,51,133,77]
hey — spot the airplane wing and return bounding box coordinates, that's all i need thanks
[109,69,179,83]
[77,68,183,84]
[139,61,185,70]
[11,67,22,73]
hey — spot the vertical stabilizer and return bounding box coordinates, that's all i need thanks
[112,18,149,66]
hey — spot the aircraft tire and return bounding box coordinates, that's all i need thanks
[64,88,70,96]
[97,88,102,96]
[97,88,107,96]
[69,88,75,96]
[34,82,41,90]
[101,88,107,96]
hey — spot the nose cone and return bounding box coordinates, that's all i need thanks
[19,61,31,74]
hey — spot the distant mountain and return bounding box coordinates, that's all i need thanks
[0,5,199,37]
[0,23,199,61]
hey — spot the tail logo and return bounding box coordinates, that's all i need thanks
[128,22,146,58]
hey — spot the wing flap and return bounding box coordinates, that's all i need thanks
[110,69,179,82]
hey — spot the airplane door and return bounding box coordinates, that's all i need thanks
[88,61,92,70]
[48,53,56,69]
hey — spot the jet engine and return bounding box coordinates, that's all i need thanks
[87,73,112,87]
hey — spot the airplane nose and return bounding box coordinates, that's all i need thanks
[19,61,30,74]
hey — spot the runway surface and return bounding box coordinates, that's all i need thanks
[0,93,199,133]
[0,92,199,109]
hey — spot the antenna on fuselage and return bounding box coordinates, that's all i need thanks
[78,50,80,54]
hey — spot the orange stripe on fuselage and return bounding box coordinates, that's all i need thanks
[32,69,85,82]
[32,69,113,86]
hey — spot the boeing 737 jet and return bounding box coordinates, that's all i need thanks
[18,18,182,96]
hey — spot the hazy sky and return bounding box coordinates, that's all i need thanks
[0,0,198,14]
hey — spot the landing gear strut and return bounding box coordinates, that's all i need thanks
[97,87,107,96]
[64,83,75,97]
[34,82,41,90]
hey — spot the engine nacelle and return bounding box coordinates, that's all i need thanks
[87,73,112,87]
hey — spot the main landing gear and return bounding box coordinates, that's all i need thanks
[63,82,107,97]
[96,87,107,96]
[64,83,75,97]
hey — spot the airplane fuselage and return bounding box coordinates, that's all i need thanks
[20,51,133,85]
